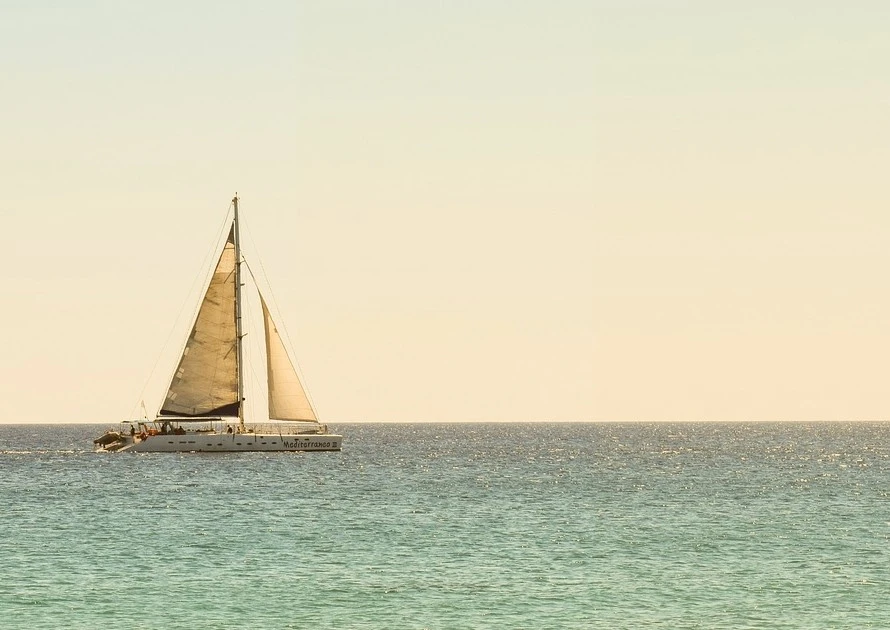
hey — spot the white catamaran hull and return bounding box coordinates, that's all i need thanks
[99,432,342,453]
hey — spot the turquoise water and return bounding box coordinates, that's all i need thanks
[0,422,888,629]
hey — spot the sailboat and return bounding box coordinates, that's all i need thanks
[94,195,342,453]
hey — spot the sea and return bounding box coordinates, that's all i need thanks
[0,422,888,629]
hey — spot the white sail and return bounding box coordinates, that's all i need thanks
[261,296,317,422]
[160,227,240,417]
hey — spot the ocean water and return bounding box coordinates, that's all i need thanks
[0,422,888,629]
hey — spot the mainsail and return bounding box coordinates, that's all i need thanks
[160,227,240,417]
[261,296,317,421]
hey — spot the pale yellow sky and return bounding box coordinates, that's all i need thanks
[2,2,887,423]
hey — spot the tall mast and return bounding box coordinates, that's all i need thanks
[233,193,245,430]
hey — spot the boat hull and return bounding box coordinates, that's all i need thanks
[96,432,342,453]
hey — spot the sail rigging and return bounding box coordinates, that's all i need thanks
[158,205,318,423]
[159,227,240,417]
[261,296,318,422]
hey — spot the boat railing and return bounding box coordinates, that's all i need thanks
[242,423,326,436]
[116,418,327,436]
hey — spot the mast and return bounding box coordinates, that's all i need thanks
[233,193,245,431]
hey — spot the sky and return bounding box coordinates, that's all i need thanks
[1,1,887,423]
